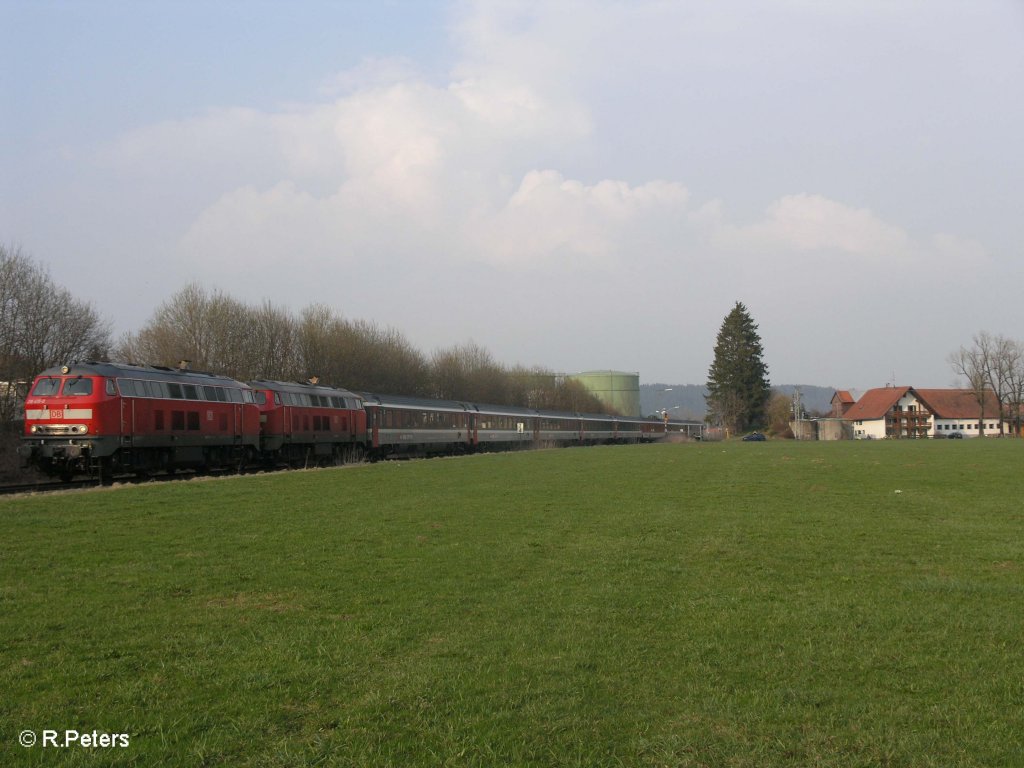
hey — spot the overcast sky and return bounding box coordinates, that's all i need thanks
[3,0,1022,389]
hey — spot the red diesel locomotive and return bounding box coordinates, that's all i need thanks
[20,361,261,479]
[250,379,367,466]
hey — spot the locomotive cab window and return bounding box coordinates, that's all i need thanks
[63,377,93,396]
[31,378,61,396]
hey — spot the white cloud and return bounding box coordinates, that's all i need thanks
[714,194,912,260]
[38,0,1010,388]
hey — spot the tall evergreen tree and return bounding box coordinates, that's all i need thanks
[705,302,771,435]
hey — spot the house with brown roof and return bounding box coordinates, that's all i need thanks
[914,389,1005,437]
[830,390,855,418]
[841,386,1006,439]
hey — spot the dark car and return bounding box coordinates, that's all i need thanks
[947,431,964,439]
[742,432,766,441]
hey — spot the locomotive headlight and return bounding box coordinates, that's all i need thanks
[30,425,39,434]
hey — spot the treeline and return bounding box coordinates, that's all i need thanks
[0,244,608,416]
[116,283,606,411]
[950,332,1024,435]
[0,245,111,423]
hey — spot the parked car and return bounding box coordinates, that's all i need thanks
[947,431,964,439]
[741,432,766,442]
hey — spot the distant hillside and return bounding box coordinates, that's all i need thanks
[640,384,836,420]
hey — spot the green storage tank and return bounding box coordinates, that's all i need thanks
[568,370,641,417]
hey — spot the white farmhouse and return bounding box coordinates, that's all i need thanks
[842,386,1006,439]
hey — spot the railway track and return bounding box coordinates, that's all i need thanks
[0,479,99,496]
[0,465,318,497]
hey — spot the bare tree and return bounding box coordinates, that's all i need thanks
[949,338,992,435]
[950,332,1024,436]
[1002,338,1024,437]
[430,341,511,403]
[0,244,110,422]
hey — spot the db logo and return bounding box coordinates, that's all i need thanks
[49,410,64,420]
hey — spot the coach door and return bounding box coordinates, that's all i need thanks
[368,406,380,449]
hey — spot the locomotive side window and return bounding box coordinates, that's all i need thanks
[31,378,61,396]
[63,377,93,396]
[106,379,116,396]
[168,383,183,399]
[204,386,219,401]
[183,384,199,400]
[254,392,267,405]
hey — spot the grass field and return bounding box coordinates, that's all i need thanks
[2,440,1023,767]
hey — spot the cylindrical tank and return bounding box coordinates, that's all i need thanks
[568,370,641,417]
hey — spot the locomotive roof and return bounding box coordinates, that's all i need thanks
[37,361,248,387]
[250,379,361,399]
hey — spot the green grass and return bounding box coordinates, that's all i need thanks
[2,440,1023,766]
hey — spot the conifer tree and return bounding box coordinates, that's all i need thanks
[705,302,771,435]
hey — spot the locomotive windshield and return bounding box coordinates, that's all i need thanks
[30,378,61,396]
[63,378,93,396]
[29,376,96,397]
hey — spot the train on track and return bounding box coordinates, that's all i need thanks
[20,361,684,481]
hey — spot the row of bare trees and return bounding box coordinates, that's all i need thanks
[0,245,111,423]
[949,332,1024,436]
[117,284,606,412]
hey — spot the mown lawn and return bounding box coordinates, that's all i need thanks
[2,440,1023,766]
